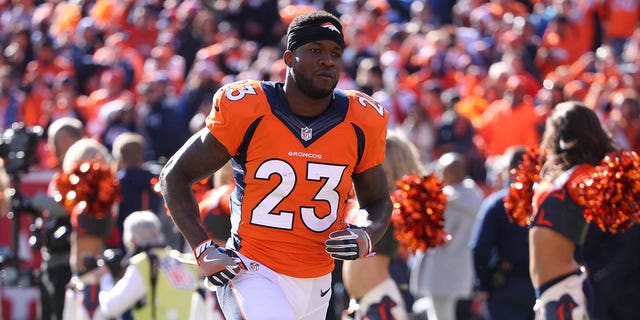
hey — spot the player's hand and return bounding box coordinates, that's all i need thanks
[194,240,245,286]
[324,225,373,260]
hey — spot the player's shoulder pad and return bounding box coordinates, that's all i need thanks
[341,89,389,126]
[213,80,264,106]
[211,79,266,116]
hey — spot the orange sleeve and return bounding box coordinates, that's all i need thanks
[205,80,266,156]
[348,91,389,174]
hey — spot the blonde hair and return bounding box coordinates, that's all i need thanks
[47,117,84,147]
[112,132,145,168]
[62,138,113,173]
[383,130,424,192]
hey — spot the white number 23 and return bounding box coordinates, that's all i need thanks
[251,160,347,232]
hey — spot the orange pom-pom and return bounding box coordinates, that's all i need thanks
[572,151,640,233]
[390,174,449,253]
[504,146,541,227]
[54,161,121,220]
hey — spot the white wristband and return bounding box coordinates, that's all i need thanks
[193,239,215,259]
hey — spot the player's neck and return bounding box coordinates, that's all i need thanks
[283,82,333,117]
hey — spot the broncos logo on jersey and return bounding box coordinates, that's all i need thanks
[365,296,397,320]
[544,294,577,320]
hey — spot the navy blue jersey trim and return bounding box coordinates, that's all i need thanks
[262,82,349,147]
[233,115,264,192]
[228,116,263,252]
[351,123,365,167]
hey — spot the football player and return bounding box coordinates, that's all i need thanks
[160,10,392,320]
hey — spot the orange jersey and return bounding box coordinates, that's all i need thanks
[205,80,388,278]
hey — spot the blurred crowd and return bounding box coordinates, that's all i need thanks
[2,0,640,179]
[1,0,640,319]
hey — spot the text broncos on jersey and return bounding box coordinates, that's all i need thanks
[288,151,323,159]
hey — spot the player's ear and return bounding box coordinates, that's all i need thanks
[284,50,294,67]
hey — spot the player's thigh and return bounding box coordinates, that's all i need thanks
[278,272,332,320]
[217,271,295,320]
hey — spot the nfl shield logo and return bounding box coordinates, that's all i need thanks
[301,127,313,141]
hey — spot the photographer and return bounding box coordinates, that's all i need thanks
[97,210,206,319]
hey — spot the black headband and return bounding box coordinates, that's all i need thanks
[286,21,345,51]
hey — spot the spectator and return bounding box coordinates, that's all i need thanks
[143,43,186,95]
[605,89,640,152]
[470,146,536,320]
[599,0,640,62]
[372,66,419,129]
[477,74,540,163]
[80,64,136,139]
[99,98,137,152]
[67,17,104,95]
[21,32,73,128]
[227,0,285,47]
[535,14,582,77]
[0,65,23,130]
[580,224,640,319]
[399,102,436,167]
[111,132,163,249]
[179,60,222,127]
[434,90,487,185]
[410,152,484,320]
[46,72,83,126]
[136,72,189,163]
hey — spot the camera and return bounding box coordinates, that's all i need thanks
[0,122,44,175]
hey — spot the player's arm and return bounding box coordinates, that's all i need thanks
[352,164,392,245]
[325,165,392,260]
[160,127,231,249]
[160,128,244,286]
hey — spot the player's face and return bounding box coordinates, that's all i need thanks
[291,40,343,99]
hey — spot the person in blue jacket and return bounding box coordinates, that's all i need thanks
[470,146,535,320]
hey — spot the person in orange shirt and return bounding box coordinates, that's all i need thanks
[477,75,541,161]
[599,0,640,62]
[605,89,640,152]
[160,11,392,320]
[143,44,186,95]
[535,15,583,77]
[553,0,599,57]
[80,64,135,139]
[21,34,74,127]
